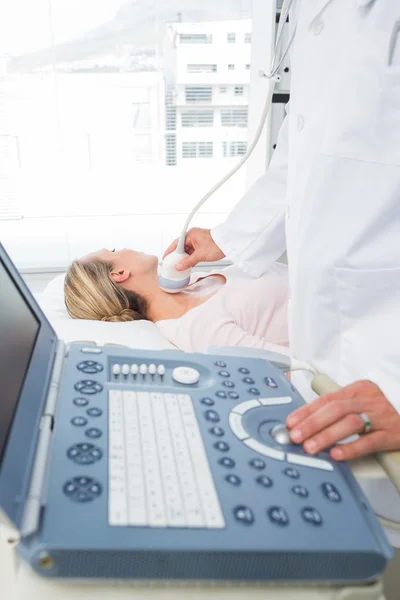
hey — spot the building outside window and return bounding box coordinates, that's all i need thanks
[222,141,248,157]
[181,110,214,127]
[182,141,213,158]
[180,33,213,44]
[221,108,248,127]
[227,32,236,43]
[228,64,235,70]
[244,32,252,43]
[185,86,213,103]
[187,64,217,73]
[234,86,244,96]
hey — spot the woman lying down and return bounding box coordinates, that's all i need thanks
[64,248,290,356]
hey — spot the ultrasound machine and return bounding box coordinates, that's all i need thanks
[0,242,393,583]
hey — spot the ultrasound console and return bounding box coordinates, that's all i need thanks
[0,242,393,582]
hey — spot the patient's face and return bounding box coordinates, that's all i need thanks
[82,248,158,276]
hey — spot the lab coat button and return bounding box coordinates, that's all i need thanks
[297,115,304,132]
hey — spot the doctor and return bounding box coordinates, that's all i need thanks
[164,1,400,461]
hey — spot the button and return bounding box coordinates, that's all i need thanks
[297,115,304,132]
[233,505,254,525]
[264,377,278,388]
[85,428,102,439]
[149,364,157,375]
[131,364,139,376]
[90,448,102,460]
[248,387,260,396]
[76,491,93,503]
[292,485,309,498]
[239,367,250,374]
[79,443,92,452]
[157,364,166,377]
[256,475,273,488]
[321,482,342,503]
[77,360,103,374]
[225,474,241,486]
[81,347,102,354]
[223,380,235,388]
[139,364,147,376]
[283,467,300,479]
[89,483,102,496]
[215,361,227,368]
[249,458,265,470]
[232,399,260,415]
[267,506,289,526]
[218,370,230,378]
[76,476,91,486]
[228,391,239,399]
[218,457,235,469]
[71,416,88,427]
[87,407,102,417]
[67,447,79,458]
[209,426,225,437]
[302,507,323,526]
[244,438,285,461]
[205,410,220,423]
[201,397,214,406]
[112,364,121,376]
[73,397,89,407]
[243,377,255,384]
[64,482,77,495]
[214,441,230,452]
[122,364,130,376]
[74,380,103,395]
[172,366,200,385]
[270,424,291,445]
[216,391,227,398]
[229,412,249,441]
[259,396,292,406]
[310,19,324,36]
[287,453,334,472]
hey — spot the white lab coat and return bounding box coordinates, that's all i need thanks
[212,0,400,542]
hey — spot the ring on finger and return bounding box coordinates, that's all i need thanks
[359,412,372,434]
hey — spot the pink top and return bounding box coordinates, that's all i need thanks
[156,263,290,355]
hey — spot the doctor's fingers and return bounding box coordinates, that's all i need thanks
[299,412,367,455]
[330,429,400,462]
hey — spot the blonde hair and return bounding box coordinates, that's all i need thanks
[64,260,149,322]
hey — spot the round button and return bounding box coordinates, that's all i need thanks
[292,485,309,498]
[216,391,227,398]
[67,447,79,458]
[64,482,77,495]
[321,482,342,503]
[73,397,89,407]
[76,491,93,503]
[90,448,102,460]
[172,366,200,385]
[85,428,102,439]
[239,367,250,374]
[209,426,225,437]
[283,467,300,479]
[256,475,273,488]
[225,474,241,487]
[270,424,291,445]
[89,483,102,496]
[205,410,220,423]
[214,441,229,452]
[74,380,103,395]
[243,377,255,385]
[264,377,278,389]
[215,361,226,368]
[218,370,230,378]
[249,458,265,470]
[302,507,323,526]
[71,416,88,427]
[228,391,239,400]
[267,506,289,526]
[248,387,260,396]
[76,476,92,486]
[79,443,92,452]
[233,505,254,525]
[218,457,235,469]
[200,397,214,406]
[222,380,235,388]
[87,407,102,417]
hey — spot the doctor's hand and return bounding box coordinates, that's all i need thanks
[162,227,225,271]
[286,380,400,461]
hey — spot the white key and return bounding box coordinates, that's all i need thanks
[108,390,128,526]
[287,453,334,471]
[244,438,285,461]
[232,399,260,415]
[123,391,147,526]
[137,392,166,527]
[140,364,148,376]
[229,412,249,441]
[149,364,157,376]
[165,394,205,527]
[178,395,225,529]
[122,364,130,376]
[259,396,293,406]
[151,393,185,527]
[130,364,139,376]
[172,366,200,385]
[112,364,121,376]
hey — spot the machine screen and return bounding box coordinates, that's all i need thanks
[0,258,40,463]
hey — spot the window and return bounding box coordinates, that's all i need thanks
[245,32,252,43]
[220,86,227,94]
[227,32,236,43]
[180,33,213,44]
[246,64,251,70]
[182,142,213,159]
[234,86,244,96]
[185,87,213,104]
[228,64,235,71]
[181,110,214,127]
[187,64,217,73]
[222,141,248,157]
[221,108,248,127]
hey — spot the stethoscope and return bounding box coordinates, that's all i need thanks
[159,0,297,292]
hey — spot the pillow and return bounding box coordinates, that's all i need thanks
[37,274,175,351]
